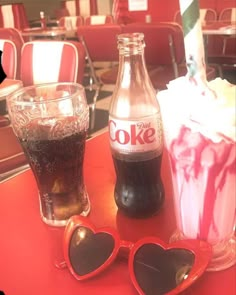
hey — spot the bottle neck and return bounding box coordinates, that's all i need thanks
[117,51,149,86]
[109,32,158,118]
[116,33,153,89]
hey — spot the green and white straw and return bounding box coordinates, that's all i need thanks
[179,0,207,86]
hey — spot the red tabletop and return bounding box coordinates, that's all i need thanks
[0,131,235,295]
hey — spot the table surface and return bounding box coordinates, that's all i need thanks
[21,27,67,37]
[21,27,77,40]
[0,131,235,295]
[202,21,236,35]
[29,19,59,28]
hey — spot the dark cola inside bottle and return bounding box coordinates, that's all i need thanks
[109,33,165,218]
[112,151,164,218]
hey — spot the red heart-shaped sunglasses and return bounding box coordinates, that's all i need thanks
[63,216,212,295]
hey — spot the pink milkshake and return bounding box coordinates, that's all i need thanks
[158,77,236,271]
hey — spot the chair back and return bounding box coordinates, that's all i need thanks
[0,28,24,79]
[173,10,182,25]
[0,125,28,179]
[84,15,114,25]
[219,7,236,22]
[0,28,24,46]
[174,8,217,24]
[200,8,217,22]
[100,23,186,88]
[55,8,70,19]
[77,24,122,62]
[59,16,84,29]
[61,0,98,17]
[122,23,185,66]
[0,39,17,79]
[20,40,85,86]
[0,3,29,30]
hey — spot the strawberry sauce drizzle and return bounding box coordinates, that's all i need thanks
[169,126,235,242]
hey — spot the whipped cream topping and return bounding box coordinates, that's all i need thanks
[157,77,236,144]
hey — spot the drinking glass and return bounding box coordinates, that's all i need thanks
[157,78,236,271]
[7,82,90,226]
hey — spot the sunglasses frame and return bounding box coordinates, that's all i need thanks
[63,215,212,295]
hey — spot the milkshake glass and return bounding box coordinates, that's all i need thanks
[157,77,236,271]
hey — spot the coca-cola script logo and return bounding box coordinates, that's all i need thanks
[109,119,156,145]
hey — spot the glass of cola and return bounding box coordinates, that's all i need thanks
[7,82,90,226]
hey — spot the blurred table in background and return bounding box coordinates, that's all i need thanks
[21,27,67,41]
[202,21,236,36]
[202,21,236,75]
[29,19,59,28]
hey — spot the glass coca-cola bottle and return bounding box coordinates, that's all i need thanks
[109,32,165,218]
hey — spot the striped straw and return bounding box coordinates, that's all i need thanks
[179,0,207,87]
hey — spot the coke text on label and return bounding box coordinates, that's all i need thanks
[109,116,163,154]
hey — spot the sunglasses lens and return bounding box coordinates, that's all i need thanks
[133,244,194,295]
[69,226,115,276]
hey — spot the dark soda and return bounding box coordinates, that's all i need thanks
[112,152,164,218]
[19,117,89,223]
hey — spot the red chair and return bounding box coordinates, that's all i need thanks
[0,79,27,182]
[0,116,10,127]
[84,15,114,25]
[1,40,86,181]
[20,40,86,86]
[119,23,187,89]
[173,10,182,25]
[174,8,217,25]
[61,0,98,17]
[219,7,236,56]
[77,24,122,129]
[123,23,185,67]
[78,24,121,62]
[200,8,217,23]
[99,23,185,88]
[0,28,24,46]
[77,24,122,86]
[219,7,236,22]
[58,15,84,29]
[100,23,215,90]
[0,39,17,79]
[0,84,25,184]
[0,28,24,80]
[218,7,236,56]
[207,7,236,77]
[0,3,29,30]
[55,8,70,19]
[0,125,29,182]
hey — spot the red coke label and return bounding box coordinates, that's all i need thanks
[109,114,163,154]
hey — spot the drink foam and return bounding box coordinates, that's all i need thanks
[157,77,236,144]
